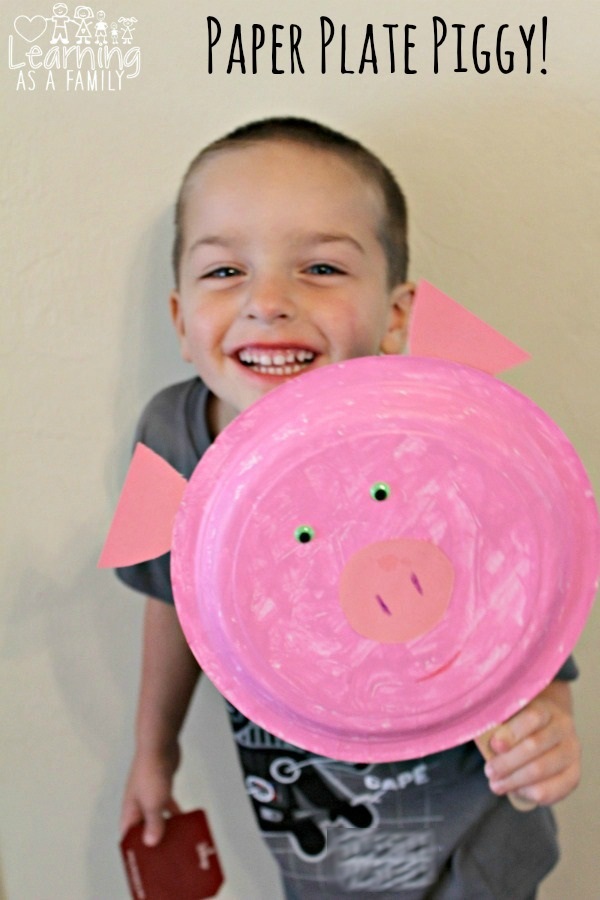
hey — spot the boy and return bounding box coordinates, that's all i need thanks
[117,118,580,898]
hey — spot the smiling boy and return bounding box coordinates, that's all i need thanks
[117,118,580,898]
[169,130,413,434]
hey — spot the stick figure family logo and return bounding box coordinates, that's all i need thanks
[8,5,141,91]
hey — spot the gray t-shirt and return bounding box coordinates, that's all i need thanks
[117,377,577,899]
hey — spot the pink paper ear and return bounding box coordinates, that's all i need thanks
[98,443,187,568]
[409,281,530,375]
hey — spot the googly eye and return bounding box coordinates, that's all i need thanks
[370,482,391,502]
[294,525,315,544]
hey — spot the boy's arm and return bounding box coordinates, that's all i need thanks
[121,596,201,846]
[483,680,581,806]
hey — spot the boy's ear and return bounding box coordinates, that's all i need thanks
[170,291,192,363]
[380,282,415,355]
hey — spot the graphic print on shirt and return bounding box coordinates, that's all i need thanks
[229,707,375,860]
[228,706,440,891]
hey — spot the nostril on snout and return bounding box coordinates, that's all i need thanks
[377,554,399,572]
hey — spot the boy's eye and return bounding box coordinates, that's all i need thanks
[202,266,242,279]
[305,263,343,276]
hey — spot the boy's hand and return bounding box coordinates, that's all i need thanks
[483,681,580,807]
[120,746,181,846]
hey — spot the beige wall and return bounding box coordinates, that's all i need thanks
[2,0,598,896]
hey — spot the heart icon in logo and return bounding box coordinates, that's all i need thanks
[14,16,48,43]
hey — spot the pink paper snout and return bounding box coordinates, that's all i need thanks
[339,539,455,643]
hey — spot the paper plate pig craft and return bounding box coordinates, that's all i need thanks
[101,282,599,763]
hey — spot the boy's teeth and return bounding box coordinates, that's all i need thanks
[238,348,315,373]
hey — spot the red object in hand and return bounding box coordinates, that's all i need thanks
[120,809,224,899]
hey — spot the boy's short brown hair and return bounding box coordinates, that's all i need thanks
[172,117,409,288]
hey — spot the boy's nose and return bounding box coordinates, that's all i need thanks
[242,276,296,322]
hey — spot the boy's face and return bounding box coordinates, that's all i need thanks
[171,140,413,430]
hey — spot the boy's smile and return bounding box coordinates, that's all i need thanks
[236,345,316,376]
[171,140,412,432]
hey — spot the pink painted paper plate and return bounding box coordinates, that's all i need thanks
[172,357,599,762]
